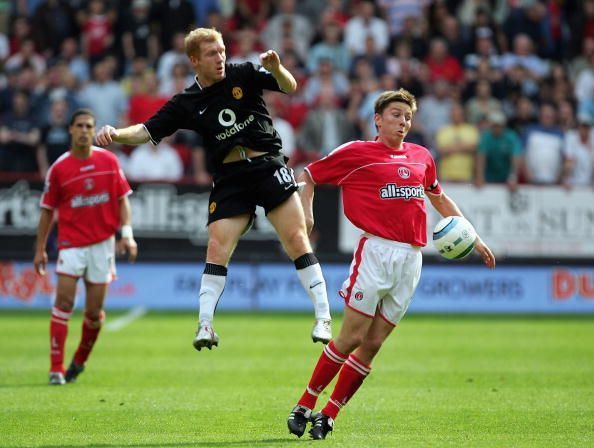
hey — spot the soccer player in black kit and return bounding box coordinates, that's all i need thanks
[95,28,332,350]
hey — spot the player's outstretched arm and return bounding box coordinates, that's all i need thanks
[428,191,496,269]
[34,208,53,275]
[95,124,150,147]
[260,50,297,93]
[297,170,315,235]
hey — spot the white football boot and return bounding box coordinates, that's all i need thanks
[311,319,332,344]
[48,371,66,385]
[193,323,220,351]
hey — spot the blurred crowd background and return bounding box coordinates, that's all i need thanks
[0,0,593,190]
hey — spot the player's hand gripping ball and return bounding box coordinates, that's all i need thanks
[432,216,477,260]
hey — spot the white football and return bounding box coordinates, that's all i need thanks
[432,216,477,260]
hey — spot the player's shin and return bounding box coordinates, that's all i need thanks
[50,306,73,373]
[321,354,371,419]
[198,263,227,325]
[297,341,347,409]
[294,253,331,320]
[72,310,105,366]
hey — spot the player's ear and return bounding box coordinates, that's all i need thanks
[374,112,381,131]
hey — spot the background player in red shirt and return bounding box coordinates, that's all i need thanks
[287,89,496,439]
[34,109,138,386]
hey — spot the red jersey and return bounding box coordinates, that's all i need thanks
[40,147,132,249]
[306,140,442,246]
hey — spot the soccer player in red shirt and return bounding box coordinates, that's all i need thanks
[287,89,496,439]
[34,109,138,386]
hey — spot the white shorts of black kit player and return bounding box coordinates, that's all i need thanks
[339,233,422,326]
[56,236,116,284]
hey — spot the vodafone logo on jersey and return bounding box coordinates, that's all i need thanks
[215,108,255,141]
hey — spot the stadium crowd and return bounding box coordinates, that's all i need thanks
[0,0,593,189]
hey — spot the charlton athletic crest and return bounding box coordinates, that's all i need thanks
[398,167,411,179]
[354,291,364,301]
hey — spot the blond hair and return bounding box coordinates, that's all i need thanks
[184,28,223,58]
[374,88,418,115]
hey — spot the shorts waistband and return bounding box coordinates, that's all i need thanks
[362,233,421,251]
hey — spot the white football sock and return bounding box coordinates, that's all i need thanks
[297,264,331,320]
[198,273,226,325]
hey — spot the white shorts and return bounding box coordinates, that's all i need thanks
[339,234,423,326]
[56,236,116,284]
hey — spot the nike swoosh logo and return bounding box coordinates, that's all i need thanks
[310,281,323,289]
[199,107,208,115]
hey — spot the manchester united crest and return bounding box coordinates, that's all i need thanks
[209,202,217,214]
[232,87,243,100]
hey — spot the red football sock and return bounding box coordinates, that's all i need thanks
[322,354,371,419]
[50,306,72,373]
[73,311,105,366]
[297,340,348,410]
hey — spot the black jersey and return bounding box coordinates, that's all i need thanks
[143,62,285,173]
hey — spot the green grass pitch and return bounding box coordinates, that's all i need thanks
[1,311,593,447]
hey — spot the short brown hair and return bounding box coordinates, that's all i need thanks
[70,108,95,126]
[184,27,223,58]
[374,89,417,115]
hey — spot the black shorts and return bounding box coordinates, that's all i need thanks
[207,154,299,225]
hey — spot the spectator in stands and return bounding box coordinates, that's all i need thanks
[575,55,594,117]
[465,80,503,126]
[36,98,71,178]
[77,58,127,129]
[159,62,194,97]
[121,0,159,68]
[350,35,388,78]
[4,37,46,77]
[558,99,577,133]
[424,37,465,84]
[7,15,32,56]
[261,0,313,62]
[0,89,40,173]
[417,79,454,148]
[344,0,389,56]
[31,0,77,59]
[32,61,81,127]
[508,95,537,136]
[58,37,90,84]
[307,19,350,75]
[157,32,192,86]
[523,103,565,185]
[386,40,422,81]
[227,28,261,66]
[501,34,549,80]
[475,110,522,190]
[378,0,429,37]
[127,137,184,182]
[154,0,195,52]
[127,72,168,126]
[562,113,594,188]
[438,15,467,63]
[464,27,503,78]
[303,58,349,106]
[435,102,479,182]
[298,86,356,160]
[79,0,114,67]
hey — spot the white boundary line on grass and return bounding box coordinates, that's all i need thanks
[105,306,147,332]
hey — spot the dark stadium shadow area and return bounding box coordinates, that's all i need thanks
[35,439,300,448]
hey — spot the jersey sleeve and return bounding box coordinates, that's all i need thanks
[113,156,132,198]
[305,142,358,186]
[40,164,60,210]
[424,151,442,196]
[143,96,186,144]
[244,62,284,93]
